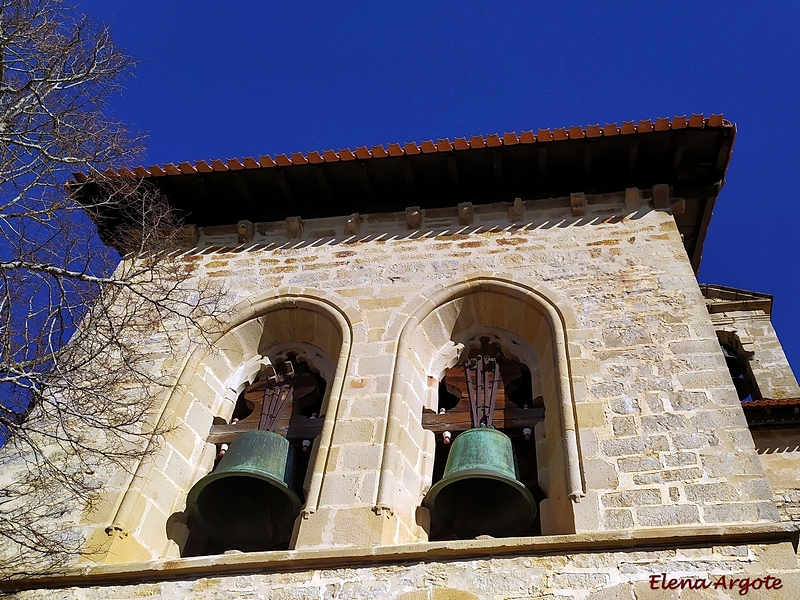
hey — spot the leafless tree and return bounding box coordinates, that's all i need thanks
[0,0,221,575]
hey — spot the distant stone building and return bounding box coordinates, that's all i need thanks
[4,114,800,598]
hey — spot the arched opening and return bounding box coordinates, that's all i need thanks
[717,331,761,402]
[425,335,547,540]
[377,280,581,543]
[171,300,346,557]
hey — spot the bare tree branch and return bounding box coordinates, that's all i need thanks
[0,0,224,577]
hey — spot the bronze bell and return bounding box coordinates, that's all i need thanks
[186,430,302,551]
[423,427,536,538]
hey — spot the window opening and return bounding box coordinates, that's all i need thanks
[422,338,545,540]
[183,355,325,556]
[719,339,761,402]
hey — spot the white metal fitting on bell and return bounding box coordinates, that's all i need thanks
[443,431,452,445]
[302,439,312,452]
[439,407,446,414]
[523,427,532,442]
[218,443,229,457]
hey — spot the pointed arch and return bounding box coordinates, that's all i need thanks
[103,291,354,558]
[375,276,584,539]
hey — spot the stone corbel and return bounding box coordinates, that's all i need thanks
[570,193,586,217]
[344,213,362,236]
[652,184,671,210]
[405,206,422,230]
[286,216,304,239]
[458,202,474,226]
[237,220,255,243]
[509,197,525,222]
[179,224,199,248]
[625,187,641,212]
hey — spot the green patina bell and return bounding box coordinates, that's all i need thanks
[424,427,536,538]
[186,430,301,551]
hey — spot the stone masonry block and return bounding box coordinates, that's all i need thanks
[636,504,700,526]
[685,482,739,503]
[583,458,618,489]
[602,489,662,507]
[701,502,777,524]
[603,508,634,529]
[672,431,718,450]
[641,413,687,434]
[618,457,661,473]
[603,438,645,457]
[662,452,698,468]
[576,402,607,428]
[702,453,764,478]
[612,416,637,436]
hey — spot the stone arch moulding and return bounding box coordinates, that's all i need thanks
[99,292,355,560]
[374,276,585,540]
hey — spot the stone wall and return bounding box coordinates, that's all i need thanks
[3,191,796,596]
[64,192,779,564]
[752,428,800,527]
[709,309,800,400]
[10,537,800,599]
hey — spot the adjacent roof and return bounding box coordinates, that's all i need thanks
[77,113,735,271]
[742,398,800,429]
[699,283,773,316]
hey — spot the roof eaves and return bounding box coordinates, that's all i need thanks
[95,113,731,180]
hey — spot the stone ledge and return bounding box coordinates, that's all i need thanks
[3,523,798,593]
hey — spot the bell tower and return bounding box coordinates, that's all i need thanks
[4,114,800,597]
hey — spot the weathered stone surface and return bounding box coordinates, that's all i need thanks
[3,195,799,595]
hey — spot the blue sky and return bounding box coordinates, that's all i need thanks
[76,1,800,374]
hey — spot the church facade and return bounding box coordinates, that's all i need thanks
[4,114,800,598]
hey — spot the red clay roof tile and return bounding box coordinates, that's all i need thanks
[655,117,670,131]
[486,133,502,147]
[519,130,536,144]
[118,114,728,178]
[469,135,486,149]
[290,152,307,165]
[404,142,421,155]
[258,155,276,168]
[585,124,602,138]
[743,398,800,408]
[387,143,404,157]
